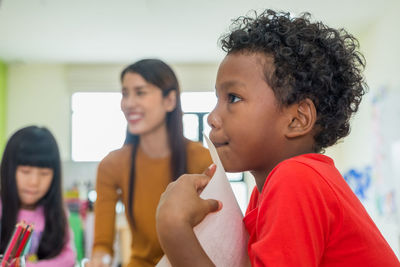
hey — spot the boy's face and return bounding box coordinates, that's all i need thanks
[208,52,289,174]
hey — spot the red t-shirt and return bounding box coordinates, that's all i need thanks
[244,153,399,267]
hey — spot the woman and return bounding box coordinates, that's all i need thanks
[87,59,212,267]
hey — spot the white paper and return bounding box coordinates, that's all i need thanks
[157,134,250,267]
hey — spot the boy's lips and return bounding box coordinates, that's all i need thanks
[213,141,229,148]
[210,136,229,148]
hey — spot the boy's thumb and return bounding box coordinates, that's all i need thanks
[205,199,223,213]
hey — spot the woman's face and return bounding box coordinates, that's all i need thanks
[120,72,176,136]
[16,165,53,209]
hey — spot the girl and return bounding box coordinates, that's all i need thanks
[0,126,76,267]
[87,59,212,267]
[156,10,400,267]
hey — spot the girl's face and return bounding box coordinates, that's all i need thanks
[16,165,53,209]
[121,72,176,137]
[208,53,290,174]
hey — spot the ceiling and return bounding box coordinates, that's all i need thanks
[0,0,394,64]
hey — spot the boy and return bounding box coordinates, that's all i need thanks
[156,9,400,266]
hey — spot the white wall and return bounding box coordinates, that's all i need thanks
[361,1,400,255]
[323,0,400,255]
[6,63,71,159]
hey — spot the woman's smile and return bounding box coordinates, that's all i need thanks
[126,112,144,124]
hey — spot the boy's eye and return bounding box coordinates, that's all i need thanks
[136,90,147,96]
[228,93,241,103]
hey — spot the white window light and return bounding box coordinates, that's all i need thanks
[71,92,126,162]
[180,91,217,113]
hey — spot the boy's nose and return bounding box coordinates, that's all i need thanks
[207,108,221,129]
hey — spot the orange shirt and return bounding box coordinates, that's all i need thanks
[93,141,212,267]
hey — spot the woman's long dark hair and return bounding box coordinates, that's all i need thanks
[0,126,67,259]
[121,59,187,221]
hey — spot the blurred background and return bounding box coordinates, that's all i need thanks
[0,0,399,265]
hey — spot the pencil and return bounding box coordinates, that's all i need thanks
[2,223,23,266]
[15,225,31,258]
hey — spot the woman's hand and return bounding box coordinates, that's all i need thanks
[83,252,111,267]
[156,164,221,267]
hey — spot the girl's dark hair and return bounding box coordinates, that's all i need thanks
[121,59,187,221]
[220,9,367,152]
[0,126,67,259]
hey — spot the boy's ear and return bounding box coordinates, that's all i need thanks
[164,90,177,112]
[284,98,316,138]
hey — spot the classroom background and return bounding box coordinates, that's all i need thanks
[0,0,399,266]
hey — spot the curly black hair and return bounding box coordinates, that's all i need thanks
[220,9,367,152]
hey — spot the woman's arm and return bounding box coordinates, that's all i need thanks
[86,157,120,267]
[91,159,119,256]
[156,165,221,267]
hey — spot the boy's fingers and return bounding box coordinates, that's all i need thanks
[203,163,216,177]
[195,174,212,187]
[194,174,215,194]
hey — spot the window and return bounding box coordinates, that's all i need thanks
[181,91,215,144]
[71,92,126,161]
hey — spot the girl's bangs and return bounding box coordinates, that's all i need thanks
[15,139,58,168]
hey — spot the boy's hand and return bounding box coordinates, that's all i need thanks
[156,164,221,228]
[155,164,221,267]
